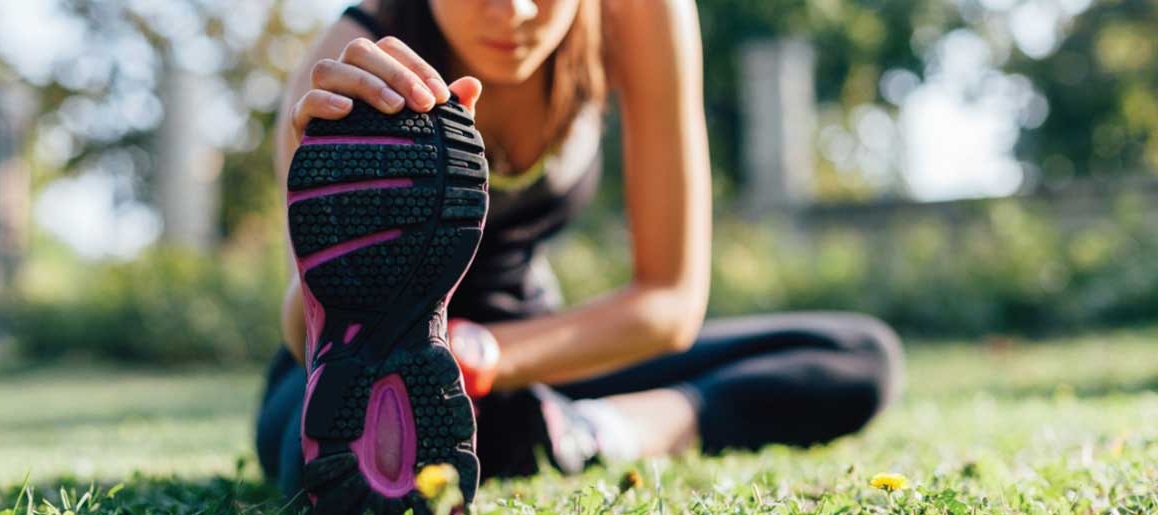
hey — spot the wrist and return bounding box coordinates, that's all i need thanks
[447,318,501,398]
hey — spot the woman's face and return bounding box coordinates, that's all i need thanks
[430,0,581,84]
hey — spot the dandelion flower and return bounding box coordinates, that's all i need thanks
[415,463,459,500]
[618,469,643,493]
[869,472,909,492]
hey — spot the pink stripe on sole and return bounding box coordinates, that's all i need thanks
[302,364,326,465]
[287,178,413,205]
[300,135,415,146]
[344,323,363,345]
[300,228,403,271]
[316,341,334,358]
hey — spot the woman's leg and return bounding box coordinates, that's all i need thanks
[554,312,904,453]
[255,348,307,496]
[268,312,904,482]
[597,388,699,456]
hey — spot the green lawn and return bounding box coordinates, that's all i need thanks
[2,328,1157,514]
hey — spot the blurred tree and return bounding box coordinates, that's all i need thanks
[1006,0,1158,184]
[694,0,964,200]
[0,0,1154,249]
[0,0,315,250]
[0,82,35,290]
[694,0,1157,198]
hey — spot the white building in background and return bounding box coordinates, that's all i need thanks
[156,65,222,251]
[0,84,34,292]
[740,18,1066,207]
[741,39,817,213]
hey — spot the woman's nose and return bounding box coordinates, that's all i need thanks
[484,0,539,26]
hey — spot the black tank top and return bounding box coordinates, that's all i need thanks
[341,7,604,323]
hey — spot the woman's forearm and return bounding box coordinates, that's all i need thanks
[279,272,706,382]
[281,278,307,363]
[487,281,705,390]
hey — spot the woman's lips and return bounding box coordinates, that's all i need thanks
[481,38,525,53]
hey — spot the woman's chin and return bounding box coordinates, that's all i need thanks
[462,57,543,86]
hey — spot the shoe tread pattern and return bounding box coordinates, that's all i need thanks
[290,99,486,515]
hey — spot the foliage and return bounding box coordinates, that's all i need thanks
[0,223,285,364]
[1009,0,1158,181]
[695,0,963,192]
[4,0,1155,221]
[4,330,1158,513]
[5,189,1158,364]
[694,0,1158,194]
[0,0,308,239]
[553,193,1158,338]
[2,0,1157,362]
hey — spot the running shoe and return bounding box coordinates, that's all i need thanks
[474,385,601,478]
[287,98,488,514]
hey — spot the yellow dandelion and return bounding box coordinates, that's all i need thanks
[869,472,909,493]
[1054,383,1075,401]
[415,463,459,500]
[618,469,643,493]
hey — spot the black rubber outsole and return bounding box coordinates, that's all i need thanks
[287,99,488,515]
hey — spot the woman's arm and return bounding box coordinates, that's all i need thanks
[488,0,711,389]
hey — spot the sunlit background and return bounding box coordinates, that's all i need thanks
[2,0,1158,505]
[1,0,1156,363]
[1,0,352,259]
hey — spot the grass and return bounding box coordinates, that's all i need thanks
[2,328,1157,514]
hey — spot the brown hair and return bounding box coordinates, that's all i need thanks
[375,0,606,148]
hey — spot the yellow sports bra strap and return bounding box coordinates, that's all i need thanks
[488,151,551,191]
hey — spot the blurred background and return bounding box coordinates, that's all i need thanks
[0,0,1156,366]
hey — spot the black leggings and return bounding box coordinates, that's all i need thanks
[256,312,903,491]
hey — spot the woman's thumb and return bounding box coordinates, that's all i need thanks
[448,77,482,115]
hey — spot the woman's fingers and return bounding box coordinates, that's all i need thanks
[311,58,405,114]
[300,36,464,135]
[377,36,451,104]
[340,37,436,112]
[448,77,483,115]
[291,89,353,141]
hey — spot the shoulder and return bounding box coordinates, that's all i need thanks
[601,0,702,90]
[356,0,382,13]
[602,0,695,22]
[602,0,698,45]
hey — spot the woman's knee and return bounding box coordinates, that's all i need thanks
[255,356,306,484]
[839,313,905,414]
[276,404,305,496]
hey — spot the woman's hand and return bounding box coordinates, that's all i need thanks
[288,36,483,141]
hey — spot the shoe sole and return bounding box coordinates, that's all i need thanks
[287,99,488,515]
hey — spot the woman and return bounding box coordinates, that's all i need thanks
[256,0,904,513]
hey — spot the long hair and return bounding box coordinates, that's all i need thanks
[375,0,606,148]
